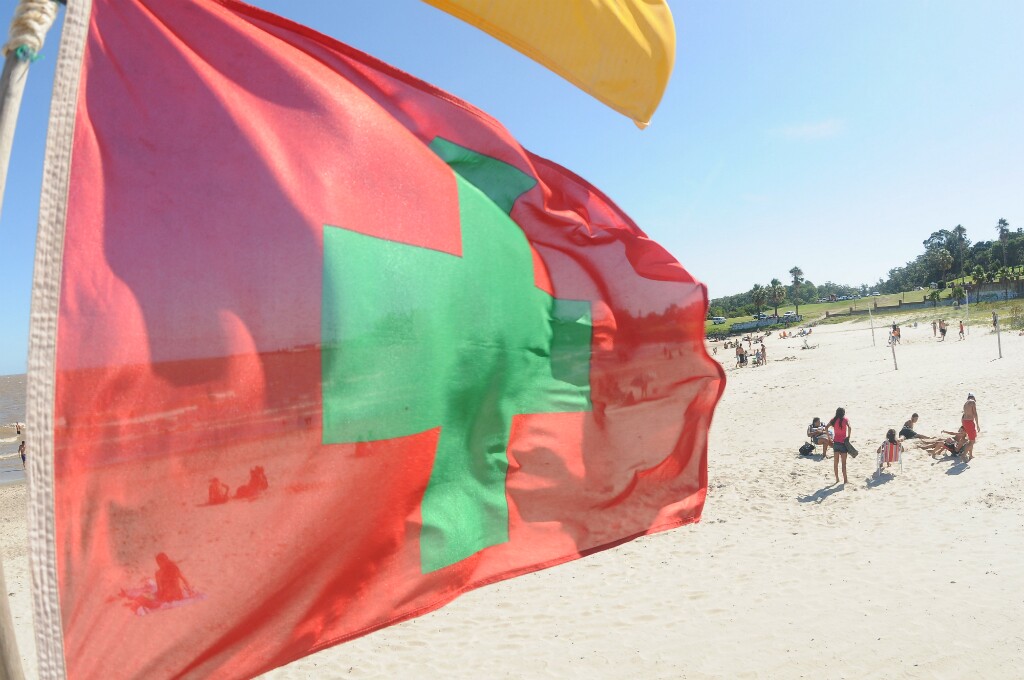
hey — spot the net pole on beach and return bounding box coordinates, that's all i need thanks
[869,308,875,346]
[995,313,1002,359]
[0,0,60,224]
[891,343,898,371]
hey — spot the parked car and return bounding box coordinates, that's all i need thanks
[871,291,881,296]
[751,313,768,320]
[783,311,797,317]
[711,316,727,324]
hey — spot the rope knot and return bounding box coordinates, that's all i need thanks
[3,0,59,59]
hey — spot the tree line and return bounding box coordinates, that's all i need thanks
[709,218,1022,319]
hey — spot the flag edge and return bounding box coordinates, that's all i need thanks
[26,0,91,678]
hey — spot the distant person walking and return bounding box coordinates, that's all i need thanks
[958,320,965,340]
[18,441,26,469]
[961,393,980,462]
[932,320,937,337]
[828,407,852,485]
[938,319,948,341]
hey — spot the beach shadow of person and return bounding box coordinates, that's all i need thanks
[866,472,895,488]
[798,484,844,503]
[946,461,969,475]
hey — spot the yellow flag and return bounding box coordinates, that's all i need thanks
[422,0,675,127]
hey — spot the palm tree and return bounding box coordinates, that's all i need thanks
[768,278,786,317]
[952,224,968,281]
[789,266,804,318]
[971,264,986,303]
[997,218,1010,272]
[751,284,768,318]
[999,266,1012,300]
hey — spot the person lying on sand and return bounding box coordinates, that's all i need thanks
[917,427,968,458]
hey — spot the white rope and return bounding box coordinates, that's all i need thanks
[3,0,59,59]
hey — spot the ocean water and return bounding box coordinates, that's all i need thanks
[0,373,27,484]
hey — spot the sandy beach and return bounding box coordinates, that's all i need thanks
[3,319,1022,678]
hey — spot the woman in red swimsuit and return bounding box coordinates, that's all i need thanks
[828,407,852,485]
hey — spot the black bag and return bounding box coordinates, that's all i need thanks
[845,440,859,458]
[799,443,815,455]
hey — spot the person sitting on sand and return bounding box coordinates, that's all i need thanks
[876,429,904,473]
[899,413,924,440]
[807,417,832,457]
[155,553,192,603]
[828,407,852,485]
[208,478,230,505]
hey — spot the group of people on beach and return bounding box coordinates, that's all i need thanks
[805,393,981,485]
[726,335,768,367]
[932,319,965,341]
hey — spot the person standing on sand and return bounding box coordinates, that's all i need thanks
[19,441,26,469]
[828,407,852,485]
[961,393,980,461]
[760,341,767,363]
[959,320,965,340]
[932,320,937,337]
[939,319,948,341]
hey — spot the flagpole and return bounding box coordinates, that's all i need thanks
[0,0,60,223]
[0,3,61,677]
[0,553,24,680]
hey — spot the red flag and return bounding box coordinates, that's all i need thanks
[29,1,724,677]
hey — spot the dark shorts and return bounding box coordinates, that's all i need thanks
[940,328,947,336]
[833,442,848,454]
[899,427,919,439]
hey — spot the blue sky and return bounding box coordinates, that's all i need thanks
[1,0,1022,375]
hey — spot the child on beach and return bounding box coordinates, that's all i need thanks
[828,407,852,485]
[876,429,903,473]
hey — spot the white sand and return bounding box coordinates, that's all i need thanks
[3,320,1022,678]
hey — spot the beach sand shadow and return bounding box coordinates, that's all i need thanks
[866,471,895,487]
[798,484,844,503]
[946,461,969,475]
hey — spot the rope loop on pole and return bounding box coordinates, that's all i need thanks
[3,0,60,60]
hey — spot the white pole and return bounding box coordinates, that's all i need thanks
[0,0,59,223]
[0,554,24,680]
[995,313,1002,359]
[0,3,60,677]
[965,289,969,335]
[869,307,876,346]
